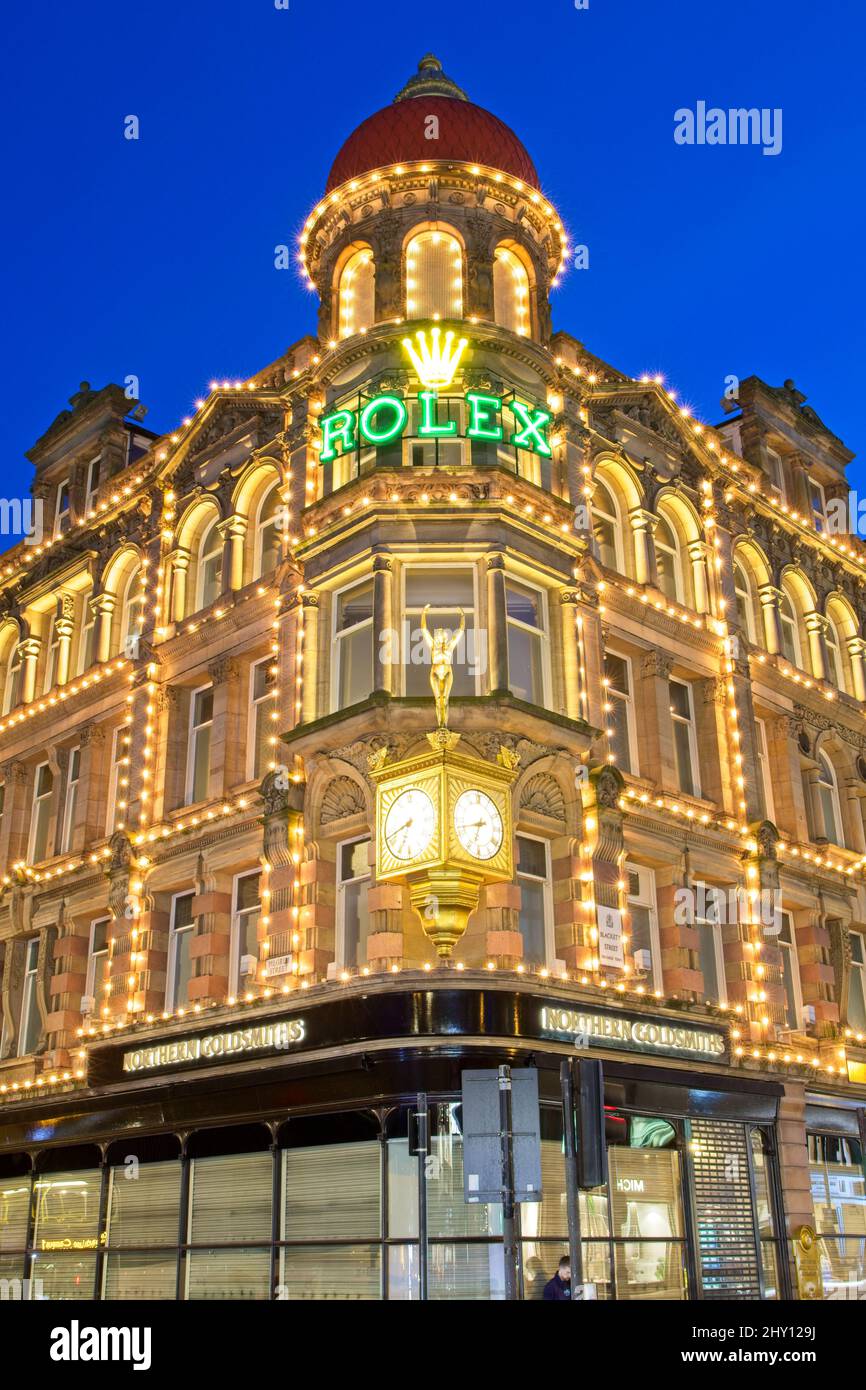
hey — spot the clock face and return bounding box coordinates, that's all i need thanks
[383,788,436,862]
[453,789,503,861]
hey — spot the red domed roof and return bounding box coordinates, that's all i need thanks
[325,56,540,193]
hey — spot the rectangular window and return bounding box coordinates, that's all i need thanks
[337,838,371,970]
[755,716,775,822]
[2,645,22,715]
[43,617,61,694]
[28,761,54,863]
[54,480,71,537]
[333,580,374,712]
[232,871,261,991]
[403,567,477,697]
[248,659,273,781]
[808,1132,866,1300]
[809,478,826,533]
[186,686,213,805]
[517,835,553,966]
[604,651,637,775]
[849,932,866,1032]
[505,579,548,706]
[694,885,726,1005]
[84,917,110,1014]
[669,679,700,797]
[777,911,802,1030]
[626,863,661,990]
[60,745,81,853]
[18,938,41,1056]
[764,448,785,501]
[75,594,96,677]
[166,892,195,1011]
[407,396,465,469]
[85,454,103,515]
[106,726,126,835]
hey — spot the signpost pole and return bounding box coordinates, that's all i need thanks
[498,1064,519,1300]
[560,1058,584,1299]
[415,1091,429,1301]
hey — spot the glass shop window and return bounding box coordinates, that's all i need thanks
[186,1136,273,1301]
[103,1152,181,1301]
[607,1112,687,1301]
[808,1133,866,1301]
[403,567,477,697]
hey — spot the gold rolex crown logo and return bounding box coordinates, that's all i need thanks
[402,326,468,389]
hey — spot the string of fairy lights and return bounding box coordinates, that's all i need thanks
[3,221,866,1102]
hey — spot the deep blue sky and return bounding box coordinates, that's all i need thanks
[1,0,863,507]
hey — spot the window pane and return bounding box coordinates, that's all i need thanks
[29,1253,96,1300]
[173,894,194,930]
[170,931,193,1010]
[235,873,261,914]
[283,1142,380,1241]
[405,570,474,608]
[279,1245,381,1300]
[697,923,721,1000]
[613,1241,687,1300]
[426,1120,502,1239]
[191,725,211,802]
[193,688,213,725]
[336,583,374,631]
[106,1161,181,1247]
[189,1152,272,1245]
[186,1248,270,1300]
[340,840,369,881]
[338,625,373,708]
[517,878,546,962]
[33,1169,102,1245]
[387,1139,419,1239]
[104,1252,177,1300]
[505,581,541,628]
[428,1244,505,1300]
[517,835,546,877]
[0,1177,30,1251]
[341,879,370,969]
[507,623,543,704]
[672,719,695,797]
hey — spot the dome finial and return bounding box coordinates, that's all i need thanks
[393,55,469,103]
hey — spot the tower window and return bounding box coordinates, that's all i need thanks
[337,247,375,338]
[493,246,530,335]
[404,228,463,320]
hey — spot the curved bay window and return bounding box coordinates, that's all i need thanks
[337,246,375,338]
[405,227,463,320]
[493,245,530,336]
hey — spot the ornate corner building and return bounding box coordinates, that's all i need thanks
[0,56,863,1302]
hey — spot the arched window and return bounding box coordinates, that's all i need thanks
[592,480,623,573]
[117,566,143,657]
[254,483,282,580]
[493,246,530,335]
[337,247,375,338]
[816,750,843,846]
[733,559,757,641]
[778,591,802,668]
[405,228,463,319]
[654,514,683,603]
[825,617,846,691]
[0,625,22,715]
[196,520,223,613]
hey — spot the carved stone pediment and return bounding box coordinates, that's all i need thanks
[320,775,367,825]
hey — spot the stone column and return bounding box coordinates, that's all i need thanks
[757,584,783,655]
[189,872,233,1005]
[372,554,394,695]
[484,881,524,968]
[842,779,866,854]
[91,593,116,664]
[795,905,838,1028]
[207,657,242,797]
[170,549,191,624]
[45,909,89,1062]
[687,539,710,615]
[220,515,248,592]
[845,636,866,701]
[638,649,675,791]
[54,597,75,687]
[19,637,41,705]
[628,507,657,586]
[775,1080,813,1299]
[486,553,508,695]
[300,591,320,724]
[261,771,305,984]
[804,611,828,681]
[366,835,405,970]
[559,589,582,721]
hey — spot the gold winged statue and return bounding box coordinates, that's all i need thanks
[420,605,465,729]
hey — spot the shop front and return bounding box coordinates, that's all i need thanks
[805,1098,866,1300]
[0,981,789,1300]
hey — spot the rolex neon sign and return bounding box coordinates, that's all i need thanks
[318,327,552,464]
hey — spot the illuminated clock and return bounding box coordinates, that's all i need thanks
[453,789,503,861]
[382,787,436,861]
